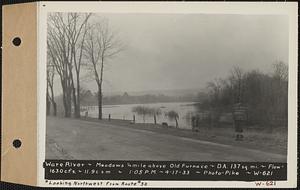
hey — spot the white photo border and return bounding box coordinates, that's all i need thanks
[37,1,298,188]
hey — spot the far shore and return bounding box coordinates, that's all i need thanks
[79,100,198,107]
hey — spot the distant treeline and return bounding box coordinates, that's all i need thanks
[79,91,198,106]
[196,62,288,130]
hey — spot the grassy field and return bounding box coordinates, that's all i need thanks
[79,117,287,155]
[46,116,286,161]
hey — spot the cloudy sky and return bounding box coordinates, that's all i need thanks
[53,13,289,96]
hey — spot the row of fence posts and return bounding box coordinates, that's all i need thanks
[82,106,145,124]
[84,107,248,142]
[84,110,165,126]
[83,107,156,125]
[84,109,136,122]
[100,112,136,124]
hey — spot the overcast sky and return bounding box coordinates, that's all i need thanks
[52,13,289,96]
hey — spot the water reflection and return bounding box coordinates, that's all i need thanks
[81,102,197,129]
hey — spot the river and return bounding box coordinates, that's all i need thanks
[81,102,197,129]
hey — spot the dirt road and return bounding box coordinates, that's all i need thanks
[46,116,286,162]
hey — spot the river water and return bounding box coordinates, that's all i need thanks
[81,102,197,129]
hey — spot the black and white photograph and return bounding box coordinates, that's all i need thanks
[0,1,297,188]
[37,2,299,186]
[46,12,288,162]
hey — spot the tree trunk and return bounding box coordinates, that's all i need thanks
[60,79,70,117]
[61,86,70,117]
[71,81,79,118]
[98,85,102,120]
[97,55,104,120]
[63,75,72,118]
[52,102,57,116]
[154,114,157,124]
[65,99,71,117]
[76,75,81,118]
[67,61,80,118]
[63,97,71,117]
[46,92,51,116]
[49,83,57,116]
[62,95,67,117]
[65,86,72,118]
[175,117,178,128]
[50,95,57,116]
[73,91,80,118]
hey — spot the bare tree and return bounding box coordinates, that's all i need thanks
[132,106,152,123]
[48,15,72,117]
[46,84,51,116]
[47,12,92,117]
[200,62,288,130]
[66,13,92,118]
[165,111,179,128]
[273,61,288,82]
[207,78,223,106]
[206,78,224,127]
[84,20,123,119]
[230,66,244,103]
[271,61,288,128]
[149,108,162,124]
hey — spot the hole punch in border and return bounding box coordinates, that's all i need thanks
[12,139,22,148]
[12,37,21,46]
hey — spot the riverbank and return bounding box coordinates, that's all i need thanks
[78,116,287,156]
